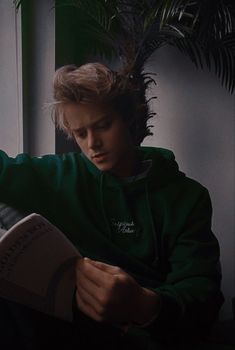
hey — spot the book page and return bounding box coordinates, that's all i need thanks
[0,228,6,239]
[0,213,81,321]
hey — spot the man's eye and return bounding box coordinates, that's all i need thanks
[97,121,111,129]
[76,131,86,139]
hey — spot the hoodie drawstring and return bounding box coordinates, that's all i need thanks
[99,172,113,239]
[145,182,159,265]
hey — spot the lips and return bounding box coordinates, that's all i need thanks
[92,152,108,159]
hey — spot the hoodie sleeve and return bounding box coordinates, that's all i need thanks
[145,188,224,340]
[0,150,60,214]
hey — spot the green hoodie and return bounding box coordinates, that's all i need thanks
[0,146,223,343]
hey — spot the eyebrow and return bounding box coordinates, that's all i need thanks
[71,114,110,133]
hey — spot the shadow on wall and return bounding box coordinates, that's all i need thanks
[143,46,235,321]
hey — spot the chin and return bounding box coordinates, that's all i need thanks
[94,162,113,172]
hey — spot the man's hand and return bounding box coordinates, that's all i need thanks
[75,257,161,325]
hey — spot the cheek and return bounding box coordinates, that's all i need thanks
[110,124,125,140]
[112,125,132,146]
[106,131,121,149]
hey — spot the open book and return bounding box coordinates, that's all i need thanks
[0,213,81,322]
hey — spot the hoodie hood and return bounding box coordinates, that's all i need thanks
[80,146,185,191]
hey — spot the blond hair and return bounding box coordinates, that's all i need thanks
[52,62,151,144]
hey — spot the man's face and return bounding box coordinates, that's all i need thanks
[64,103,136,177]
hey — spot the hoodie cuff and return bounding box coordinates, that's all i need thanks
[132,290,163,328]
[147,289,184,330]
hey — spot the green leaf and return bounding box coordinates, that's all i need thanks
[13,0,235,93]
[13,0,23,10]
[172,33,235,93]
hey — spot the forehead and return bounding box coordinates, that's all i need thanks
[64,102,115,130]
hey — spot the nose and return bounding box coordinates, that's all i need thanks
[87,130,102,150]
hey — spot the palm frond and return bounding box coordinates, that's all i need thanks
[207,34,235,92]
[191,0,235,92]
[131,2,198,73]
[172,32,235,92]
[59,0,116,32]
[13,0,235,145]
[14,0,235,93]
[56,0,121,59]
[143,0,197,30]
[132,0,235,92]
[194,0,234,41]
[13,0,23,10]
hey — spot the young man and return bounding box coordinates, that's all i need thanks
[0,62,223,349]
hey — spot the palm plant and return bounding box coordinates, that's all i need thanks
[14,0,235,144]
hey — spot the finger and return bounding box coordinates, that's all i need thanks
[76,282,103,316]
[76,289,103,322]
[76,258,113,287]
[84,258,121,275]
[76,264,102,299]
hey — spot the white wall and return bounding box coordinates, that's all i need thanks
[143,46,235,320]
[0,1,22,156]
